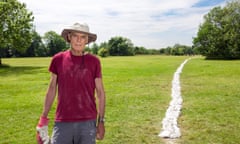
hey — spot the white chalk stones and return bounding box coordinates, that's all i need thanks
[159,58,191,139]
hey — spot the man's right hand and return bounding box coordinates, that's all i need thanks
[36,116,50,144]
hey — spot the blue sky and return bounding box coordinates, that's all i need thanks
[19,0,226,49]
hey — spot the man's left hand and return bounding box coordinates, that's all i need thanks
[96,122,105,140]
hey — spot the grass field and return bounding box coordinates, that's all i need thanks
[0,56,239,144]
[179,58,240,144]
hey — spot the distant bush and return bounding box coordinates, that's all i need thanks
[98,47,109,57]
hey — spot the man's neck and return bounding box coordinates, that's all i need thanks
[70,49,85,56]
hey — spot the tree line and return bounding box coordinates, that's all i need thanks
[1,0,240,65]
[0,29,195,58]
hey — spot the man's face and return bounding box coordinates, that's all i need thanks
[69,32,88,52]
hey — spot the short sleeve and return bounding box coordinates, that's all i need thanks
[49,54,59,75]
[95,57,102,78]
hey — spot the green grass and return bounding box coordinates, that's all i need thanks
[0,56,239,144]
[179,58,240,144]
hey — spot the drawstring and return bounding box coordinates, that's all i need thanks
[80,51,85,69]
[80,44,89,69]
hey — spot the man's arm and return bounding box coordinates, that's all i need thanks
[95,78,105,118]
[36,73,57,144]
[95,77,106,140]
[42,73,58,117]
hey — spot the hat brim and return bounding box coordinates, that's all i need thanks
[61,29,97,44]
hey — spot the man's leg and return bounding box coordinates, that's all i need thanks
[51,122,74,144]
[74,120,96,144]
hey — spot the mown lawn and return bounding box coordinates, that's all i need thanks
[179,58,240,144]
[0,56,239,144]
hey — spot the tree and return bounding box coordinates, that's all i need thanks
[134,46,148,55]
[183,46,194,55]
[108,36,135,56]
[91,43,99,54]
[43,31,67,56]
[98,47,109,57]
[164,47,172,55]
[27,31,47,57]
[159,48,165,54]
[193,0,240,59]
[0,0,34,64]
[223,0,240,59]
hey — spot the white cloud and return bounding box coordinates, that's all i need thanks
[19,0,226,48]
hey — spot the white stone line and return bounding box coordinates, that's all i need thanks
[159,58,191,139]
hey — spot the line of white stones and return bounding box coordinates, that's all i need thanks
[159,58,191,139]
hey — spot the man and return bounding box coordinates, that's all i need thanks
[36,22,105,144]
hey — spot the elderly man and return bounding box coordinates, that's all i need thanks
[36,22,106,144]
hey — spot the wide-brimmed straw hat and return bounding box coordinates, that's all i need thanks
[61,22,97,44]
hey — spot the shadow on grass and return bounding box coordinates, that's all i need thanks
[205,57,240,61]
[0,64,45,76]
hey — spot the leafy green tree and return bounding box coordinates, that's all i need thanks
[35,43,47,57]
[193,0,240,59]
[91,43,99,54]
[43,31,67,56]
[98,47,109,57]
[99,42,108,49]
[164,47,172,55]
[0,0,34,64]
[222,0,240,59]
[0,47,12,58]
[134,46,148,55]
[108,36,135,56]
[172,44,193,55]
[183,46,194,55]
[146,49,159,55]
[27,31,48,57]
[22,31,40,56]
[159,48,165,54]
[171,44,183,55]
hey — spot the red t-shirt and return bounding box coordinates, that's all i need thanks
[49,50,102,122]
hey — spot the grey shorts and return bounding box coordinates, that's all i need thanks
[51,120,96,144]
